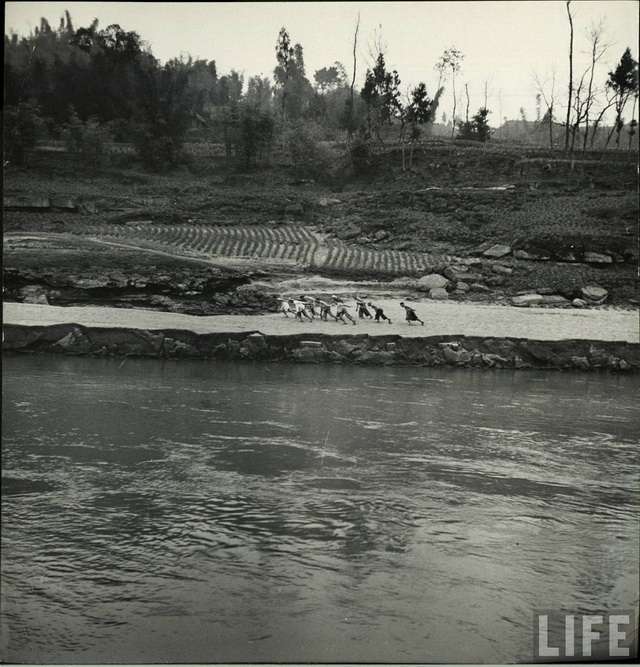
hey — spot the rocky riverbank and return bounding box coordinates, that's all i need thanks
[3,261,278,315]
[4,322,638,372]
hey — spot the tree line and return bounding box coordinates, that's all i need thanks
[3,10,638,173]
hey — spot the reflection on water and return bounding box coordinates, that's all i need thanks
[2,356,638,663]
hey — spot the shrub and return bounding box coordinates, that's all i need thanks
[131,123,185,171]
[62,110,113,170]
[349,136,373,174]
[3,103,46,166]
[286,121,332,179]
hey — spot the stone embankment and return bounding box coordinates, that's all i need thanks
[4,323,638,373]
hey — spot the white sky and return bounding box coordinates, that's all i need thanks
[5,1,639,122]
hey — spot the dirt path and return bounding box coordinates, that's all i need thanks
[4,301,638,343]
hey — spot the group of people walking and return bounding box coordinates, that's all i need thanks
[278,294,424,326]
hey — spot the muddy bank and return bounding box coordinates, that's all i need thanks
[4,323,638,372]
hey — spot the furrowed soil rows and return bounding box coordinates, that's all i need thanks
[72,223,455,276]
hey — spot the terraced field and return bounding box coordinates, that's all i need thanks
[71,223,457,276]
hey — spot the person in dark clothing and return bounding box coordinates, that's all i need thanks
[399,302,424,325]
[368,302,392,324]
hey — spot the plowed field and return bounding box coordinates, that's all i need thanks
[71,223,457,276]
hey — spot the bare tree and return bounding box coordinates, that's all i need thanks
[568,70,590,167]
[435,47,464,139]
[465,83,470,124]
[346,12,360,145]
[589,85,616,147]
[483,77,493,110]
[533,68,558,150]
[564,0,574,152]
[580,19,611,153]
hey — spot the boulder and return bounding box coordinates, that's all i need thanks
[483,338,516,358]
[356,236,372,245]
[52,327,92,354]
[70,276,111,289]
[417,274,449,291]
[442,346,471,365]
[456,281,470,292]
[469,283,491,293]
[483,244,511,258]
[443,265,468,280]
[492,265,513,276]
[583,251,612,264]
[18,285,49,305]
[335,222,362,240]
[373,230,389,241]
[485,275,505,287]
[318,197,341,207]
[444,266,484,283]
[511,294,543,307]
[572,298,587,308]
[536,287,556,295]
[429,287,449,300]
[285,202,304,216]
[581,286,608,303]
[472,241,494,254]
[572,356,590,371]
[541,295,570,306]
[513,249,550,260]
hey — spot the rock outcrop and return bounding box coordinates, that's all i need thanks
[4,324,638,373]
[3,266,278,316]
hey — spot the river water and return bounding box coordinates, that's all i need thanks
[2,356,638,663]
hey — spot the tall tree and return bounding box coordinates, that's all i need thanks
[400,82,436,170]
[564,0,574,152]
[435,47,464,138]
[580,20,611,153]
[605,47,639,151]
[360,52,402,149]
[273,27,312,145]
[533,68,558,150]
[346,13,360,145]
[314,63,347,92]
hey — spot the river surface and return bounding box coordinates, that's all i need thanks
[2,356,638,663]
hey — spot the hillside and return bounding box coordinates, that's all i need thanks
[3,140,638,314]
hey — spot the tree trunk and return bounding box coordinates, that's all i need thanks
[569,122,578,170]
[451,75,457,140]
[347,14,360,147]
[603,122,617,152]
[564,1,574,153]
[465,83,470,123]
[627,97,638,159]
